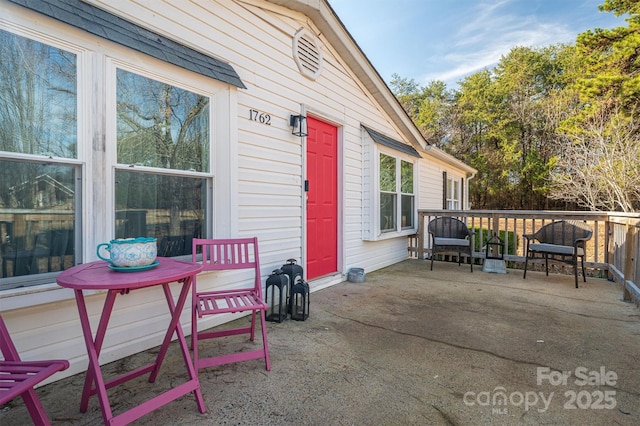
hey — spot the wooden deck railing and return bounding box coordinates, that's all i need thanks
[415,210,640,305]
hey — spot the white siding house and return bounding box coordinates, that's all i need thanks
[0,0,475,382]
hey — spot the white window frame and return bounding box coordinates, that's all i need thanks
[104,58,219,245]
[362,134,418,241]
[0,23,88,293]
[0,16,234,308]
[446,177,461,210]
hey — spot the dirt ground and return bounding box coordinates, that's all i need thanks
[1,259,639,425]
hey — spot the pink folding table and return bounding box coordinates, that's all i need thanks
[57,257,206,425]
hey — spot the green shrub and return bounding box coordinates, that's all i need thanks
[473,228,518,256]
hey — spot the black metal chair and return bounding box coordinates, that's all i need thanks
[523,220,592,288]
[427,217,475,272]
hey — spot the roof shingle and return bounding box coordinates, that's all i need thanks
[363,126,422,158]
[9,0,246,89]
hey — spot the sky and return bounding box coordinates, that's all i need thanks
[328,0,626,89]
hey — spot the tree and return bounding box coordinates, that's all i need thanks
[491,45,574,209]
[448,70,509,209]
[447,46,572,210]
[389,73,424,120]
[552,0,640,211]
[574,0,640,115]
[551,103,640,211]
[389,0,639,212]
[389,74,452,144]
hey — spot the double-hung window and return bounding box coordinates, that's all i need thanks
[0,23,223,292]
[113,67,210,257]
[0,29,81,288]
[380,154,415,232]
[362,126,419,240]
[446,177,460,210]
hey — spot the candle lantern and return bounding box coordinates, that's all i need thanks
[290,280,310,321]
[485,233,504,260]
[265,269,289,322]
[281,258,303,313]
[482,233,506,274]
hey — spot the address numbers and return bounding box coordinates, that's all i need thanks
[249,109,271,125]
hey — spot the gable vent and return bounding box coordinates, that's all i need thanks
[293,29,323,80]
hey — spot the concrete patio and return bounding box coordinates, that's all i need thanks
[2,259,639,425]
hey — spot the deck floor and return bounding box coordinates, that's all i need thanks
[2,259,639,425]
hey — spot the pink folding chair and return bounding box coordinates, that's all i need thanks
[191,237,270,371]
[0,315,69,426]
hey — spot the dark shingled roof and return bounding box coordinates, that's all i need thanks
[9,0,246,89]
[363,126,421,158]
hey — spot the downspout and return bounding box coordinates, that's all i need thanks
[466,171,476,210]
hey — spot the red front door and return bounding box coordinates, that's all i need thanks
[306,117,338,279]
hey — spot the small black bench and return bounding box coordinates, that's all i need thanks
[523,220,593,288]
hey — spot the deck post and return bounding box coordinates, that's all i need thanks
[623,222,635,302]
[417,211,425,260]
[606,217,613,281]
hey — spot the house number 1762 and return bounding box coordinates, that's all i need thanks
[249,109,271,125]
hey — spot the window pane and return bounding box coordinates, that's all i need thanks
[401,160,413,194]
[0,30,77,158]
[379,154,396,192]
[380,193,396,231]
[116,69,209,172]
[0,160,76,278]
[401,194,414,228]
[115,171,205,256]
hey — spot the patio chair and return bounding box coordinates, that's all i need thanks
[0,315,69,426]
[1,233,50,278]
[523,220,592,288]
[191,237,270,371]
[428,217,475,272]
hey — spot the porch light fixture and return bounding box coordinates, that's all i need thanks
[289,114,308,137]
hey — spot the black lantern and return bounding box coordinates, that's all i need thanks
[485,233,504,260]
[281,259,303,284]
[289,114,308,137]
[281,259,303,314]
[265,269,289,323]
[482,233,507,274]
[290,280,310,321]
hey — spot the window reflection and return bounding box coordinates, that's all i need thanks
[116,69,209,172]
[380,154,396,192]
[379,154,414,232]
[0,29,78,284]
[0,29,77,157]
[0,161,76,278]
[401,160,414,228]
[115,172,205,256]
[115,69,210,257]
[380,193,396,231]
